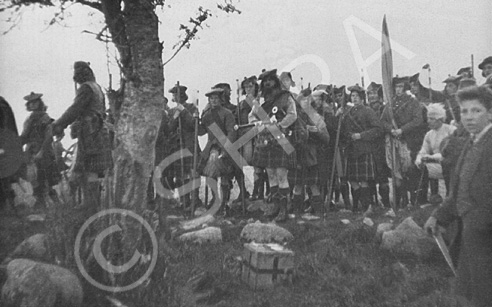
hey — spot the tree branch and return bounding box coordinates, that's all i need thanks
[75,0,103,13]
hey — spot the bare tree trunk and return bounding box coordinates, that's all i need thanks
[107,0,164,260]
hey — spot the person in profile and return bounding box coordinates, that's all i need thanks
[51,61,113,211]
[20,92,60,197]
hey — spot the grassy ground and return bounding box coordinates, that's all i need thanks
[0,172,467,307]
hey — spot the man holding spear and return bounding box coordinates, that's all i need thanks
[168,84,201,212]
[380,17,423,212]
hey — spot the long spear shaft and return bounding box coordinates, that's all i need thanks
[381,16,398,213]
[236,79,246,214]
[191,109,199,218]
[176,81,186,215]
[326,90,343,220]
[471,54,474,78]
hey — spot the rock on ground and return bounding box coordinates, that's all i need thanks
[179,227,222,244]
[375,223,394,242]
[240,221,293,244]
[1,259,83,307]
[380,217,437,259]
[2,234,51,264]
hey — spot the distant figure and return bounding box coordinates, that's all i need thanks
[478,56,492,87]
[198,87,237,215]
[51,61,113,210]
[340,84,383,213]
[425,85,492,307]
[20,92,60,197]
[167,84,201,210]
[415,103,456,201]
[0,96,23,211]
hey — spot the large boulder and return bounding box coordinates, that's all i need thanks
[240,221,293,244]
[380,217,437,259]
[179,227,222,244]
[1,259,83,307]
[2,234,51,264]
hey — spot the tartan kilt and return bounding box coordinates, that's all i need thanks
[345,153,376,182]
[74,124,113,176]
[200,147,234,178]
[252,143,296,169]
[289,164,319,186]
[373,148,391,181]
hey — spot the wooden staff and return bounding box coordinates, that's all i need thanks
[236,78,246,214]
[176,82,186,212]
[191,109,200,218]
[361,69,368,105]
[325,86,345,220]
[471,54,474,78]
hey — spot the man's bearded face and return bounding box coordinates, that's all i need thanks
[367,90,380,104]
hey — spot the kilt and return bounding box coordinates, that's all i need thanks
[74,124,113,177]
[345,153,376,182]
[252,143,296,169]
[373,147,391,182]
[289,164,320,186]
[201,147,234,178]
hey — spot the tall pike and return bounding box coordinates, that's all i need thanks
[381,15,397,212]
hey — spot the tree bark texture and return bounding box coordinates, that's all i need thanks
[104,0,164,262]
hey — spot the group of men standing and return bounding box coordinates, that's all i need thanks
[1,56,491,221]
[150,55,492,222]
[0,61,113,212]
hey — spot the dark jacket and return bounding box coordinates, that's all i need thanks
[168,102,199,155]
[198,105,236,158]
[53,81,112,174]
[381,93,424,153]
[20,111,54,162]
[341,104,383,158]
[433,127,492,307]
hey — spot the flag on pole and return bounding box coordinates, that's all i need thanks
[381,15,398,212]
[381,15,396,129]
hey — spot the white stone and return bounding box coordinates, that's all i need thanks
[179,227,222,244]
[26,214,46,222]
[363,217,374,227]
[1,259,83,307]
[180,214,215,231]
[240,222,293,244]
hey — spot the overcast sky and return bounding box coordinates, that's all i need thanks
[1,0,490,136]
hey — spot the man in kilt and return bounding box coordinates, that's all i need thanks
[52,61,113,210]
[381,76,424,209]
[333,85,353,209]
[290,92,330,215]
[312,89,336,206]
[168,85,201,210]
[249,69,297,222]
[198,87,237,215]
[238,76,270,201]
[20,92,60,198]
[213,82,250,203]
[366,82,391,209]
[340,85,383,213]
